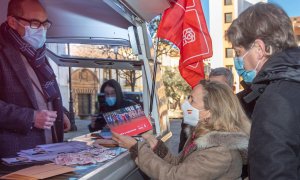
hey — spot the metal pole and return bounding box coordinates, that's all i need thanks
[149,37,160,116]
[68,44,77,131]
[114,46,119,81]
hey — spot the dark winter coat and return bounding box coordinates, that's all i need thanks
[0,28,64,158]
[236,81,255,119]
[248,47,300,179]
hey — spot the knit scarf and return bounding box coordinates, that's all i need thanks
[0,22,59,101]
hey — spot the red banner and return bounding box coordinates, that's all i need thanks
[157,0,213,87]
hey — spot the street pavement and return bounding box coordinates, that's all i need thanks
[64,118,182,155]
[165,119,182,155]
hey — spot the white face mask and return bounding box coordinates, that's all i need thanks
[23,26,47,49]
[17,21,47,49]
[181,99,204,126]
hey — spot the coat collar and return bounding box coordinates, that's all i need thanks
[244,47,300,104]
[253,47,300,85]
[194,131,249,151]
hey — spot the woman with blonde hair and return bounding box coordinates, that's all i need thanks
[113,80,250,180]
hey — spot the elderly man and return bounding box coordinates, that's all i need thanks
[0,0,70,158]
[178,67,234,152]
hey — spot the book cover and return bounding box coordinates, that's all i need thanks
[103,104,152,136]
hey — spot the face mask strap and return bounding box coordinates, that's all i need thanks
[15,19,26,28]
[242,50,250,59]
[242,42,255,59]
[254,59,262,71]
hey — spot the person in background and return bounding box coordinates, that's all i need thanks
[0,0,70,158]
[226,3,300,179]
[208,67,234,88]
[113,80,250,180]
[178,67,234,153]
[89,79,136,132]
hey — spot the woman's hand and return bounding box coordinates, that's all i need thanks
[142,133,158,150]
[112,132,137,149]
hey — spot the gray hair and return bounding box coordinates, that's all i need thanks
[209,67,234,87]
[226,3,297,54]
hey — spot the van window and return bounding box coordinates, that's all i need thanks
[46,43,143,118]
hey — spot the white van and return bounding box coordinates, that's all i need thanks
[0,0,172,179]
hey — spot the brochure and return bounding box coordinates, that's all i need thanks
[103,104,152,136]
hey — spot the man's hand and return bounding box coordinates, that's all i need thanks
[112,132,137,149]
[63,113,71,132]
[34,110,57,130]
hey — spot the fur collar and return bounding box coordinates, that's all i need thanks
[194,131,249,151]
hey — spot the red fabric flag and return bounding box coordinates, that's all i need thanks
[157,0,213,88]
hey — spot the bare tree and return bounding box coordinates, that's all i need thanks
[114,47,142,92]
[70,44,142,91]
[119,70,142,92]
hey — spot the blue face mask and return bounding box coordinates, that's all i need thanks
[234,57,257,83]
[23,26,47,49]
[105,97,116,106]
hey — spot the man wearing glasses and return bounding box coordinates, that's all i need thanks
[0,0,70,158]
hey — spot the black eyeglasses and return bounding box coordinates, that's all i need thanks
[14,16,52,30]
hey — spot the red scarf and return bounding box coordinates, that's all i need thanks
[183,133,197,156]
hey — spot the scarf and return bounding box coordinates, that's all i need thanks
[183,133,197,156]
[0,22,59,101]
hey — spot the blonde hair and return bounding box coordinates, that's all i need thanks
[194,80,250,137]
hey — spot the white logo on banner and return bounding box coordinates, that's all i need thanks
[183,28,195,46]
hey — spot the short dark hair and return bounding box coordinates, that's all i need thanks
[209,67,234,87]
[226,3,297,54]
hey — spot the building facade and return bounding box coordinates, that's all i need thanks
[206,0,267,92]
[291,17,300,45]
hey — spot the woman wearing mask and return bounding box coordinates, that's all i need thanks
[113,80,251,180]
[89,79,136,132]
[178,67,235,153]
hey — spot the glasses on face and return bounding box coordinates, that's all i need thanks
[13,16,52,30]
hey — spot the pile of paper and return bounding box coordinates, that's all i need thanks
[54,147,126,166]
[2,141,127,167]
[2,141,90,165]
